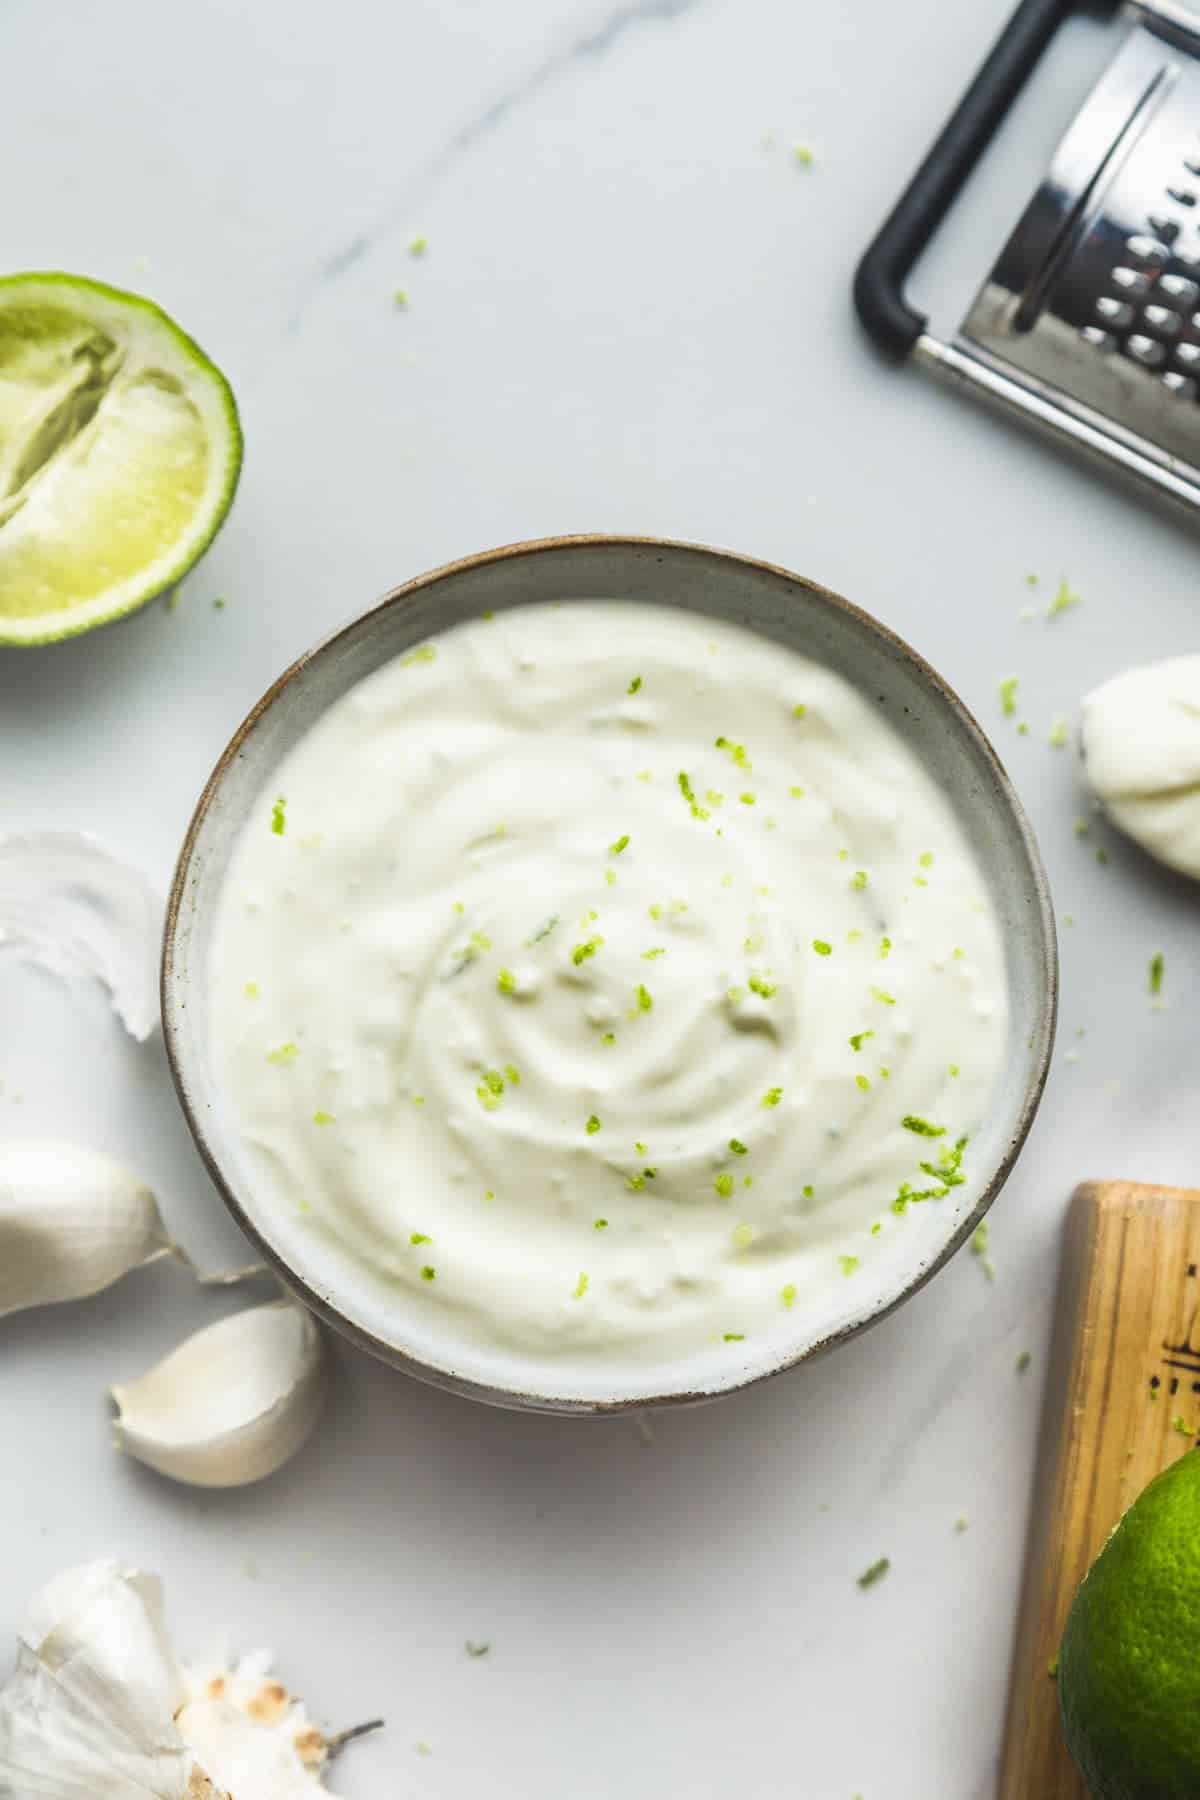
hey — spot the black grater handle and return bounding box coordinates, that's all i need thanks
[854,0,1122,357]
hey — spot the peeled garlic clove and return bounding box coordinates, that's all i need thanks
[1080,654,1200,881]
[0,830,161,1039]
[111,1300,326,1488]
[0,1139,173,1319]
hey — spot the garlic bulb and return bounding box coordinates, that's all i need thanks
[0,831,161,1039]
[0,1559,372,1798]
[0,1139,173,1319]
[111,1300,327,1488]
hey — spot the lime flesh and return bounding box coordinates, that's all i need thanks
[0,272,241,645]
[1059,1450,1200,1798]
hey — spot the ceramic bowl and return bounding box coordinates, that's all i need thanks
[162,536,1057,1413]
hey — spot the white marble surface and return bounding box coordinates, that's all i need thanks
[2,1,1198,1794]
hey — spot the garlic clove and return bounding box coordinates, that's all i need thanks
[1080,654,1200,881]
[111,1300,327,1489]
[0,830,161,1039]
[0,1139,173,1319]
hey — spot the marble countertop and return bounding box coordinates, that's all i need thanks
[2,1,1198,1794]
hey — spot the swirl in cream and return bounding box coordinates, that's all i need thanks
[209,602,1008,1380]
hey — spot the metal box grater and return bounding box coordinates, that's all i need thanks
[856,0,1200,513]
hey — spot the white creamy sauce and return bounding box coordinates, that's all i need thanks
[209,602,1008,1383]
[1081,655,1200,882]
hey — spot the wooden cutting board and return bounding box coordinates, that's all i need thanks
[999,1181,1200,1798]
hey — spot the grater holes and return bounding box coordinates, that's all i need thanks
[1126,234,1171,263]
[1124,334,1167,368]
[1143,303,1183,335]
[1148,215,1182,244]
[1112,266,1152,295]
[1162,372,1196,398]
[1159,274,1199,306]
[1096,296,1135,327]
[1080,327,1117,352]
[1176,341,1200,367]
[1167,187,1198,208]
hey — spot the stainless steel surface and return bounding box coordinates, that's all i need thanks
[923,9,1200,512]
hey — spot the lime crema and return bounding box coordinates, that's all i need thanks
[209,602,1008,1388]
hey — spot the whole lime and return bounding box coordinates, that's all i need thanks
[1059,1450,1200,1798]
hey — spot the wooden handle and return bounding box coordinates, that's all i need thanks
[999,1181,1200,1798]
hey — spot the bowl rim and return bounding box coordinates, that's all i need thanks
[162,532,1059,1414]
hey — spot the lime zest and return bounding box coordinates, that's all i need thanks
[781,1283,797,1308]
[999,676,1020,717]
[586,1114,601,1135]
[266,1041,298,1065]
[812,939,832,957]
[1150,952,1165,996]
[839,1255,860,1276]
[572,936,605,967]
[573,1272,589,1300]
[271,797,287,836]
[313,1110,335,1126]
[628,675,643,694]
[677,771,709,819]
[609,834,630,856]
[762,1087,783,1107]
[857,1558,890,1591]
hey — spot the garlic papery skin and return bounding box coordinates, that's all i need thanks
[0,1559,363,1799]
[110,1300,327,1488]
[0,1558,203,1799]
[0,831,161,1039]
[0,1139,173,1319]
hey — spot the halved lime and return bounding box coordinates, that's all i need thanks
[0,272,242,646]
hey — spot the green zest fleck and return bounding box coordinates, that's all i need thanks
[266,1041,298,1065]
[715,735,751,769]
[802,1184,814,1199]
[410,1231,431,1245]
[903,1115,945,1137]
[604,868,616,886]
[870,986,896,1006]
[609,834,631,856]
[271,796,287,835]
[739,792,756,805]
[602,1031,616,1045]
[715,1173,735,1198]
[393,287,408,307]
[729,1138,749,1156]
[313,1110,335,1126]
[748,974,777,999]
[497,968,517,994]
[635,983,653,1013]
[706,788,724,807]
[1047,579,1080,619]
[970,1222,993,1279]
[812,939,832,957]
[1173,1415,1195,1437]
[594,1218,608,1230]
[572,936,605,967]
[857,1558,890,1591]
[212,597,226,611]
[400,643,437,667]
[839,1255,860,1276]
[465,1642,490,1658]
[625,1172,646,1191]
[628,675,643,694]
[723,1332,745,1343]
[851,870,868,890]
[732,1223,755,1249]
[677,771,709,819]
[528,914,559,944]
[999,676,1020,718]
[1150,951,1165,996]
[421,1265,436,1281]
[855,1075,870,1092]
[1016,1351,1032,1374]
[762,1087,783,1108]
[243,981,259,1000]
[476,1068,506,1110]
[792,702,807,717]
[573,1272,589,1300]
[586,1114,602,1135]
[849,1030,874,1052]
[781,1283,797,1308]
[504,1063,520,1085]
[1048,718,1069,750]
[408,233,428,254]
[642,946,665,960]
[879,936,892,959]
